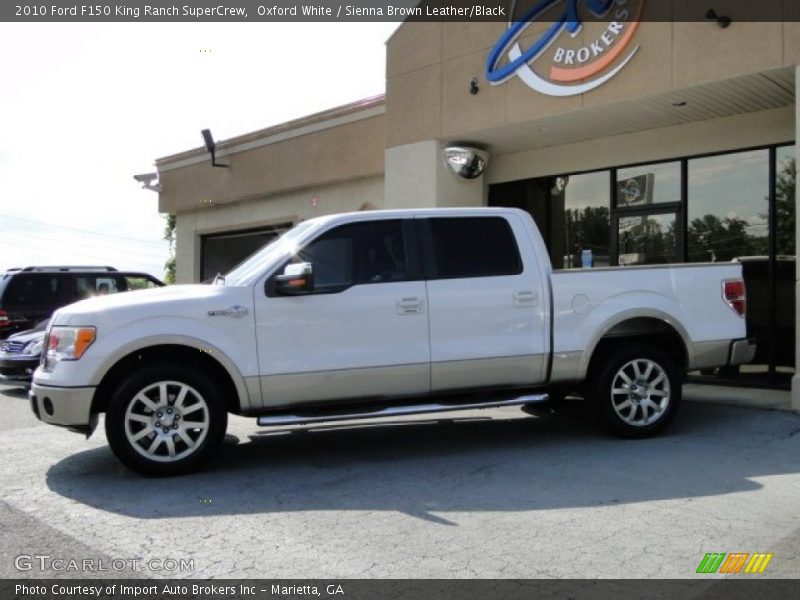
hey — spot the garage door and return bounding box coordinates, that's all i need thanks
[200,224,292,282]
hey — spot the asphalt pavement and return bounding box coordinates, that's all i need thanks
[0,382,799,579]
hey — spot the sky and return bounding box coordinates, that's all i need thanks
[0,22,399,278]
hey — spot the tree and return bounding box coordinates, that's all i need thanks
[564,206,610,266]
[163,213,176,284]
[775,157,796,256]
[619,217,673,263]
[686,214,764,262]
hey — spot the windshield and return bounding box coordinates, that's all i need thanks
[222,220,321,286]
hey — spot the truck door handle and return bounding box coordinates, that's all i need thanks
[396,297,424,315]
[514,291,538,307]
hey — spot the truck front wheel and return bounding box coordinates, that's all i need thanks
[587,343,680,438]
[105,365,227,475]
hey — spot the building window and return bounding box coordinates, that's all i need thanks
[775,145,796,257]
[687,149,769,262]
[617,213,677,265]
[562,171,611,268]
[614,161,681,266]
[617,161,681,207]
[201,224,291,282]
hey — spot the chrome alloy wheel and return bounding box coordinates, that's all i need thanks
[610,359,670,427]
[124,381,210,462]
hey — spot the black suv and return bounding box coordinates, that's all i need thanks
[0,266,164,340]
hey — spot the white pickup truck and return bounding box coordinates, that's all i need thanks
[30,208,754,474]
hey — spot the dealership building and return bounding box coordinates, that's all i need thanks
[152,6,798,402]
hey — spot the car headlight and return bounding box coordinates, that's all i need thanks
[24,338,44,357]
[44,326,96,370]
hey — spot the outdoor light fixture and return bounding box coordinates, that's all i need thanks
[469,77,480,95]
[201,128,229,168]
[133,172,161,192]
[705,9,731,28]
[443,145,489,179]
[551,176,569,196]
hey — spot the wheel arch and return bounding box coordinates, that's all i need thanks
[91,338,250,416]
[582,310,691,381]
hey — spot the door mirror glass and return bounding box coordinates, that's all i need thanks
[276,262,314,294]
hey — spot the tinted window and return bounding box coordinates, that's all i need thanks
[2,274,62,305]
[295,220,408,291]
[69,275,120,301]
[427,217,522,279]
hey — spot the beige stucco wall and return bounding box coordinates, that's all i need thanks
[158,111,384,215]
[384,140,485,209]
[490,106,795,184]
[174,176,385,283]
[386,11,800,150]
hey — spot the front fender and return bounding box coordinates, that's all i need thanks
[36,317,256,412]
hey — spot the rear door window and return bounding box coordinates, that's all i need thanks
[424,217,522,279]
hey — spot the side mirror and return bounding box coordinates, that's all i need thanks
[276,262,314,295]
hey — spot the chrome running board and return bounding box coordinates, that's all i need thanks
[256,393,549,427]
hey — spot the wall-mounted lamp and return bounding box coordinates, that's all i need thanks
[705,9,731,28]
[443,145,489,180]
[551,176,569,196]
[201,128,229,168]
[133,172,161,192]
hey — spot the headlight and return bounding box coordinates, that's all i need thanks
[24,338,44,357]
[44,326,96,370]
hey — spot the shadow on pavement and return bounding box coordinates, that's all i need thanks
[45,401,800,522]
[0,385,30,399]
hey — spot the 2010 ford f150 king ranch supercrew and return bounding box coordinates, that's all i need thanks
[30,208,755,474]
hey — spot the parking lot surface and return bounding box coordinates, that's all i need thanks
[0,382,798,579]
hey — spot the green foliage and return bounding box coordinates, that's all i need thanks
[163,213,176,284]
[775,158,796,256]
[619,217,675,264]
[565,206,610,266]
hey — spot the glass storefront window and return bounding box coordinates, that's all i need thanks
[617,162,680,208]
[617,213,677,265]
[562,171,610,268]
[776,145,796,257]
[688,150,769,262]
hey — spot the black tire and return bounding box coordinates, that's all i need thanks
[587,342,680,438]
[105,364,227,475]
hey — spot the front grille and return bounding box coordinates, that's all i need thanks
[0,341,25,354]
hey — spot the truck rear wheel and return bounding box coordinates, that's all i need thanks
[587,342,680,438]
[105,364,227,475]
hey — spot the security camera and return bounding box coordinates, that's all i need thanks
[133,172,161,192]
[134,172,157,185]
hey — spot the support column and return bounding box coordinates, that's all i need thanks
[174,211,199,284]
[792,65,800,412]
[385,140,486,209]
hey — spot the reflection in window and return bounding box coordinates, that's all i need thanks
[617,162,680,207]
[297,220,408,289]
[688,150,769,262]
[776,145,796,257]
[562,171,610,268]
[618,213,676,265]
